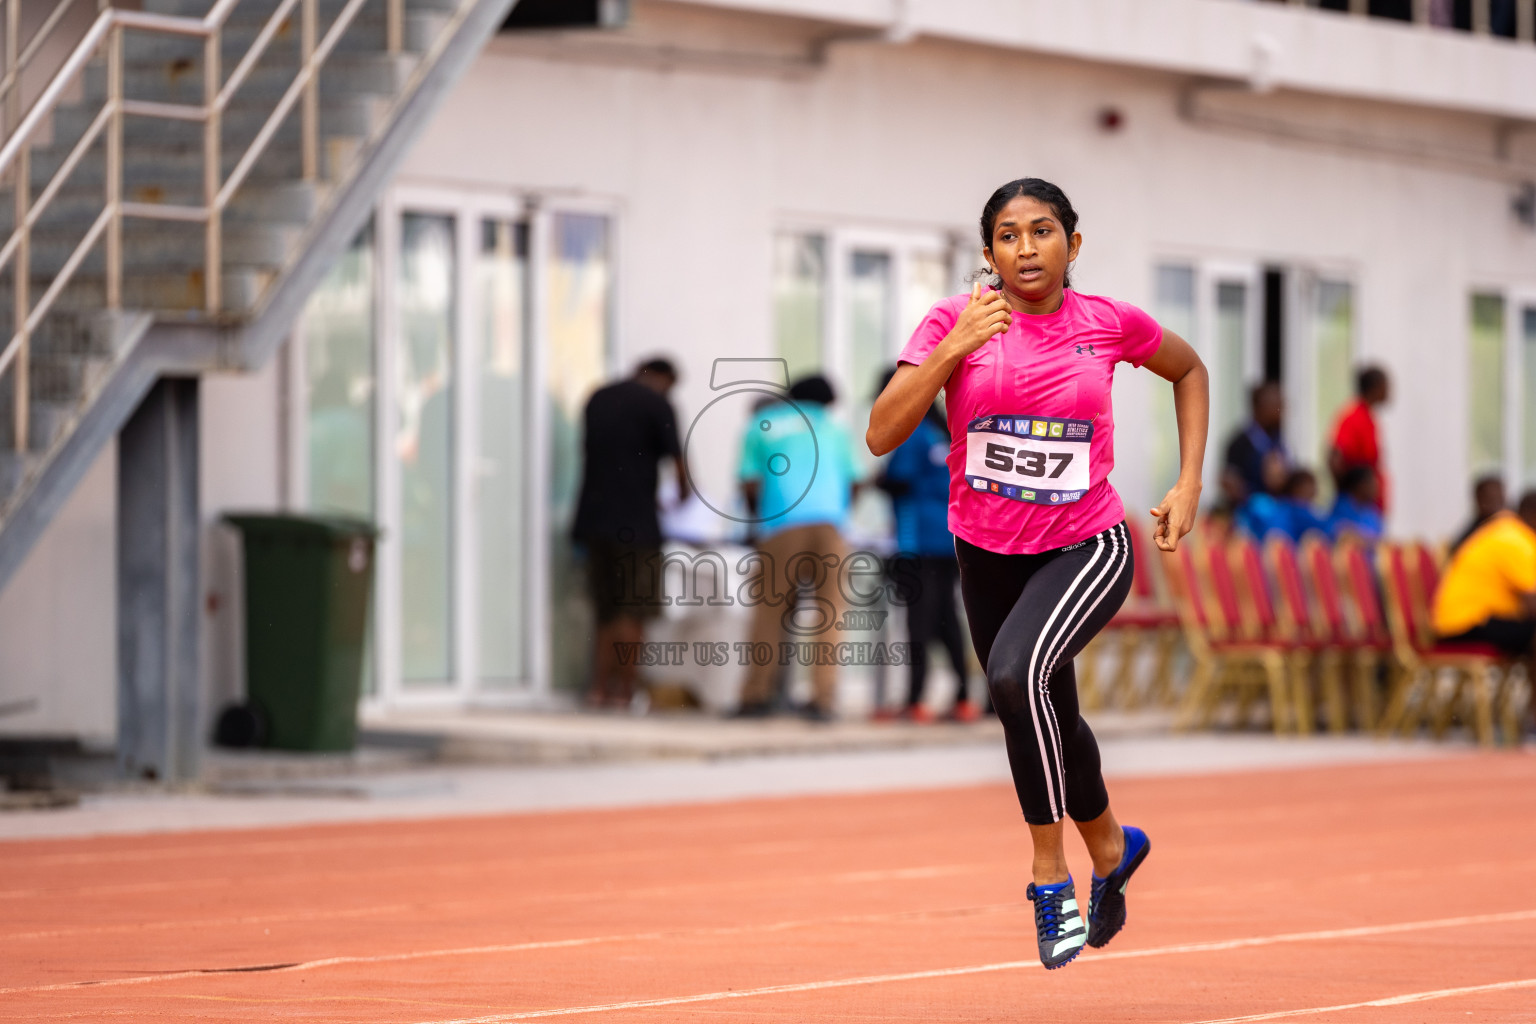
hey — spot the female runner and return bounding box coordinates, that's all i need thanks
[867,178,1209,969]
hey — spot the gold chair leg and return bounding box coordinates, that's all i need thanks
[1497,666,1527,747]
[1377,664,1417,737]
[1431,671,1463,739]
[1263,654,1291,735]
[1320,651,1348,734]
[1351,651,1379,732]
[1290,653,1314,736]
[1174,656,1214,730]
[1079,634,1106,711]
[1150,627,1181,706]
[1468,664,1495,748]
[1112,627,1144,709]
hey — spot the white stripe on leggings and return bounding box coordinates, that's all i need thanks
[1022,529,1108,821]
[1035,522,1130,820]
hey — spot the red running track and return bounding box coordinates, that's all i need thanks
[2,753,1535,1022]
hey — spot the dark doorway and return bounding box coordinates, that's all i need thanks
[1263,267,1285,384]
[502,0,627,29]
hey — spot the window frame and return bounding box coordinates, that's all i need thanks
[305,182,622,712]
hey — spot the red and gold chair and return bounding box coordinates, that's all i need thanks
[1079,520,1183,711]
[1266,534,1348,734]
[1376,540,1511,747]
[1303,533,1389,730]
[1165,533,1294,735]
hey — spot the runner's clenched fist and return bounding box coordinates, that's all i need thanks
[944,282,1011,356]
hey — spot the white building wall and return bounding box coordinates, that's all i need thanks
[199,360,288,724]
[401,5,1536,537]
[5,0,1535,736]
[0,358,287,745]
[0,442,116,745]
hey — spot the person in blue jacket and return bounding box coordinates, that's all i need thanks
[876,382,979,723]
[1328,465,1385,543]
[1235,458,1329,543]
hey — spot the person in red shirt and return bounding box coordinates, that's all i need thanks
[1328,365,1390,511]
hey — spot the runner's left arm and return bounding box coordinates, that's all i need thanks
[1141,328,1209,552]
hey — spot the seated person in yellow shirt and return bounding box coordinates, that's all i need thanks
[1432,489,1536,657]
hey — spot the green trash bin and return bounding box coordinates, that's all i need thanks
[223,514,378,752]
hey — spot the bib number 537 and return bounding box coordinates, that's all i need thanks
[983,443,1073,480]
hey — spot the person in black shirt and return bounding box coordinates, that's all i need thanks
[1220,381,1291,509]
[571,358,689,708]
[1452,474,1507,554]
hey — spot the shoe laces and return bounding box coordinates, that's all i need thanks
[1028,884,1070,939]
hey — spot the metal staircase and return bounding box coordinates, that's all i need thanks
[0,0,516,590]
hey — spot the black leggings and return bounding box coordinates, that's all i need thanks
[956,522,1132,825]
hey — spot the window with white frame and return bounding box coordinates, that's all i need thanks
[1468,290,1536,491]
[772,227,956,545]
[1312,278,1354,471]
[296,191,615,705]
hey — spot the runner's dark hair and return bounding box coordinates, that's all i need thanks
[979,178,1079,290]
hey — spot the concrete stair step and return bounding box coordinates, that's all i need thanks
[0,311,140,360]
[0,393,75,456]
[141,0,462,18]
[24,353,114,404]
[0,182,322,235]
[122,8,448,63]
[23,131,365,194]
[13,221,298,273]
[0,450,37,506]
[48,91,387,151]
[84,52,418,108]
[0,263,275,315]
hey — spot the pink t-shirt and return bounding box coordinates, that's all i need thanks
[897,288,1163,555]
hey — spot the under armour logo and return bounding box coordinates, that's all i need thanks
[1075,344,1096,356]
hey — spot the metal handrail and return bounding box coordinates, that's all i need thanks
[0,0,412,451]
[0,0,111,140]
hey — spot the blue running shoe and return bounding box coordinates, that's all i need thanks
[1087,825,1151,948]
[1026,878,1087,969]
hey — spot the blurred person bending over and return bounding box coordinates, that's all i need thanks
[735,375,860,722]
[1452,474,1507,553]
[1327,466,1385,544]
[1220,381,1291,510]
[1328,365,1390,511]
[571,358,689,709]
[1433,490,1536,659]
[875,379,978,723]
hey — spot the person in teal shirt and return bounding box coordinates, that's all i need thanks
[736,376,861,720]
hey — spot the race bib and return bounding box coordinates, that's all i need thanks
[964,415,1093,505]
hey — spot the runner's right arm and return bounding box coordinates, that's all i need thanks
[866,284,1011,456]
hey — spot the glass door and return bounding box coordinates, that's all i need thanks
[1312,278,1355,475]
[475,218,530,691]
[543,210,615,696]
[1520,301,1536,490]
[1151,263,1196,500]
[396,212,457,691]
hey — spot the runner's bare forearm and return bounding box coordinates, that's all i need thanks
[1142,329,1209,549]
[1142,329,1208,487]
[866,353,958,456]
[1171,363,1210,490]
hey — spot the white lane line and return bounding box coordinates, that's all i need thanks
[1187,977,1536,1023]
[0,857,988,903]
[406,908,1536,1024]
[0,903,1015,997]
